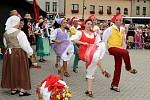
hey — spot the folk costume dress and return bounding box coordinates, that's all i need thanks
[70,30,106,79]
[51,28,74,66]
[1,27,33,90]
[35,24,50,57]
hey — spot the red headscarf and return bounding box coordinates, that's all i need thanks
[111,14,122,22]
[88,14,96,20]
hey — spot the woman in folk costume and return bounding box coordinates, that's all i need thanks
[102,14,137,92]
[51,18,74,79]
[69,17,80,73]
[35,18,50,62]
[1,16,33,96]
[70,19,110,97]
[88,15,102,37]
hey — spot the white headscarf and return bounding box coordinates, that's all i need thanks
[55,18,65,25]
[5,15,20,30]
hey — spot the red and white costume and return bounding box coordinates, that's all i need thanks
[70,30,106,79]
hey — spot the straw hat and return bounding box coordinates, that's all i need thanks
[39,16,43,20]
[38,18,44,24]
[9,10,18,16]
[24,14,32,19]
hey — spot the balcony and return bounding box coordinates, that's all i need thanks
[71,10,79,13]
[90,11,95,14]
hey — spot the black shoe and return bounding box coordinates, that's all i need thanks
[11,90,20,95]
[19,92,31,97]
[39,59,43,62]
[73,69,78,73]
[110,85,120,92]
[64,72,70,77]
[85,90,94,97]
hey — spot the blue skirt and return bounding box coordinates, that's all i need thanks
[36,37,50,56]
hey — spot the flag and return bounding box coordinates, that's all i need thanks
[33,0,39,23]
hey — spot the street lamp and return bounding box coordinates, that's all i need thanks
[82,0,86,20]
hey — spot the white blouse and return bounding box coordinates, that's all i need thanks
[3,28,33,56]
[70,30,101,44]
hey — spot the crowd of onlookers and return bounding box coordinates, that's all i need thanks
[125,24,150,49]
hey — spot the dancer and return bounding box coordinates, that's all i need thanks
[103,14,137,92]
[70,19,110,97]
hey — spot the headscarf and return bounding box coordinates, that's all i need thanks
[55,18,64,25]
[5,16,20,30]
[88,14,96,20]
[69,17,79,25]
[111,14,122,22]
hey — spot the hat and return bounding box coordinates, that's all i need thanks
[111,14,122,22]
[9,10,18,16]
[88,14,96,20]
[24,14,32,19]
[73,17,79,22]
[39,15,43,20]
[38,18,44,24]
[55,18,64,25]
[69,17,79,25]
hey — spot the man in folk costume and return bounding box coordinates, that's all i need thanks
[70,19,110,97]
[69,17,80,73]
[102,14,137,92]
[1,16,33,96]
[23,13,35,45]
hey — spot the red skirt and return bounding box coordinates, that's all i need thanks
[78,44,98,69]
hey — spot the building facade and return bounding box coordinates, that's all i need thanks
[27,0,65,19]
[65,0,131,20]
[131,0,150,17]
[39,0,65,18]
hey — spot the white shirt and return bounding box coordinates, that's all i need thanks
[3,28,33,56]
[70,30,101,44]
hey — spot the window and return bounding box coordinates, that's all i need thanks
[116,7,121,14]
[107,6,111,14]
[90,5,95,14]
[144,0,146,3]
[52,2,57,12]
[137,0,139,2]
[72,4,79,10]
[136,6,140,15]
[99,6,103,14]
[143,7,146,16]
[90,5,95,12]
[45,2,50,12]
[124,8,128,15]
[72,4,79,13]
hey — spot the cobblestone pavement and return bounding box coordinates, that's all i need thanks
[0,49,150,100]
